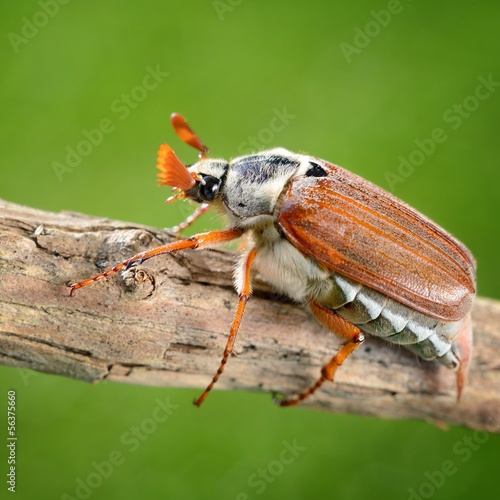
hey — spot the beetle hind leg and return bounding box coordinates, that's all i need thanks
[453,313,473,400]
[274,301,364,407]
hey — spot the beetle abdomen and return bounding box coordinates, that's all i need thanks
[324,273,463,368]
[253,225,463,369]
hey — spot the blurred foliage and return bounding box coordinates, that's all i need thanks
[1,1,499,499]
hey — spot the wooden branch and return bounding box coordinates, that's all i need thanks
[0,199,498,432]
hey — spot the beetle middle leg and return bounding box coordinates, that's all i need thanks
[194,248,257,407]
[274,301,364,407]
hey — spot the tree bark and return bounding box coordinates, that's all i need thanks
[0,199,498,432]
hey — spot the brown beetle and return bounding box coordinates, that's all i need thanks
[69,113,476,406]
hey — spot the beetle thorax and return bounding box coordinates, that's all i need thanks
[223,148,311,227]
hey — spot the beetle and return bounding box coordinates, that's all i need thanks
[69,113,476,406]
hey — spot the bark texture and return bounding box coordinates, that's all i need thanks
[0,199,498,432]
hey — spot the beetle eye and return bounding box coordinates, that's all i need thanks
[198,175,221,201]
[306,162,327,177]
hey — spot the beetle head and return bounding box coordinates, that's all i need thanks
[156,113,229,204]
[156,144,228,203]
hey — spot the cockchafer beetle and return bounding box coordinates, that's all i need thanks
[69,113,476,407]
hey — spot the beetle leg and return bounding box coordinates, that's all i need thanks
[167,203,210,234]
[454,313,473,400]
[275,301,364,407]
[194,248,257,407]
[67,228,243,296]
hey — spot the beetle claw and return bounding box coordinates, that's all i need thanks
[271,391,286,405]
[271,391,299,407]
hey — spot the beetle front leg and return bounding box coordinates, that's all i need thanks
[274,301,364,407]
[68,227,242,296]
[167,203,210,234]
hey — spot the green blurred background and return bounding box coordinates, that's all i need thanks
[1,1,499,499]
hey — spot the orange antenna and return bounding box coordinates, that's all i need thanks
[156,144,196,191]
[170,113,209,159]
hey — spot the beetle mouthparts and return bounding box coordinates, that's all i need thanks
[156,144,196,191]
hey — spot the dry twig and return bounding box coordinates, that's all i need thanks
[0,199,498,432]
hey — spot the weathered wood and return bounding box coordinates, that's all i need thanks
[0,199,498,432]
